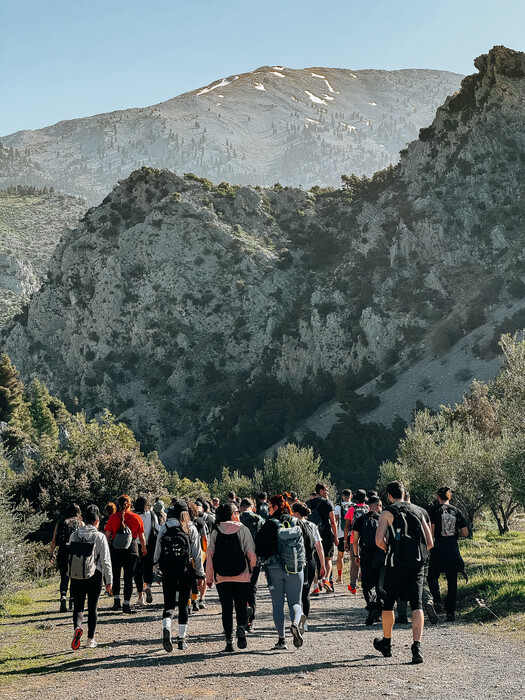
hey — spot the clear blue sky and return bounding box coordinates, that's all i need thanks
[1,0,524,136]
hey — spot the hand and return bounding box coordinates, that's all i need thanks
[355,556,360,565]
[319,567,326,579]
[344,541,349,552]
[333,535,339,546]
[141,546,147,556]
[206,581,213,590]
[105,584,113,596]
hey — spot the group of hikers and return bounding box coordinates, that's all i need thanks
[49,480,469,663]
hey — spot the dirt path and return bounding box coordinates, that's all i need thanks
[2,581,523,700]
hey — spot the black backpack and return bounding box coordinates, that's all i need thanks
[158,525,192,575]
[299,519,317,561]
[56,517,80,547]
[307,499,325,534]
[240,511,263,542]
[386,503,427,568]
[359,513,379,550]
[212,531,247,578]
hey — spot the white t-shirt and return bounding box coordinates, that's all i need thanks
[139,511,153,541]
[335,504,345,538]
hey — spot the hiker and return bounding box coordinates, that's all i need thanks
[98,502,116,533]
[206,502,256,652]
[427,486,469,621]
[211,497,220,511]
[152,499,167,527]
[373,480,433,664]
[69,504,113,650]
[256,492,269,521]
[239,498,264,631]
[307,483,338,593]
[291,501,325,626]
[134,496,158,605]
[334,489,353,583]
[255,494,306,649]
[188,500,208,612]
[104,494,146,613]
[396,491,437,625]
[155,499,204,651]
[50,503,83,612]
[352,495,384,625]
[344,489,369,594]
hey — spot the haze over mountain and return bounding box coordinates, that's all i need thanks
[3,46,524,486]
[0,66,462,204]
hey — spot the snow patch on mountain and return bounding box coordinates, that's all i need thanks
[304,91,327,104]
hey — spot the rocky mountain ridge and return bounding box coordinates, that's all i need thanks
[0,66,462,203]
[2,46,525,484]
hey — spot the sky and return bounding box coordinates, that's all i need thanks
[1,0,524,136]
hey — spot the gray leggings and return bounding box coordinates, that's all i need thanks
[265,566,304,637]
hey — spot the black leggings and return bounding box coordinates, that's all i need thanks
[70,569,102,638]
[302,559,316,618]
[161,573,193,624]
[111,547,137,601]
[216,581,249,639]
[57,548,70,596]
[134,550,154,592]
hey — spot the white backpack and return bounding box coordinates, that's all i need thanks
[68,531,97,579]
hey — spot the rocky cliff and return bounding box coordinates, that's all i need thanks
[3,46,525,483]
[0,67,462,203]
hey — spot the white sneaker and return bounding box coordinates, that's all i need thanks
[86,638,98,648]
[137,597,145,606]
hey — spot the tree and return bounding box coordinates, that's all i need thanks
[211,467,253,502]
[0,354,31,432]
[29,379,58,441]
[253,444,328,501]
[167,471,210,501]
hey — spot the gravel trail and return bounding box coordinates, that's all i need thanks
[2,582,523,700]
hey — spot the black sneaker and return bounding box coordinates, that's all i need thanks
[290,622,303,648]
[246,604,254,623]
[224,639,234,652]
[111,600,122,611]
[192,601,199,612]
[446,612,456,622]
[122,603,132,614]
[162,628,173,652]
[60,598,67,613]
[366,610,381,626]
[177,637,188,651]
[198,601,206,610]
[273,638,288,650]
[236,625,247,649]
[373,637,392,658]
[411,641,423,664]
[395,615,409,624]
[145,588,153,604]
[425,602,438,625]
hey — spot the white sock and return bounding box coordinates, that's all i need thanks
[292,604,302,626]
[162,618,172,630]
[123,600,130,605]
[178,624,188,638]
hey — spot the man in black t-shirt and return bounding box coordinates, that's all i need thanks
[353,496,384,625]
[428,486,468,621]
[307,483,338,592]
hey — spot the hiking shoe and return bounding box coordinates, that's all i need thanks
[136,596,145,607]
[122,603,132,614]
[366,610,381,626]
[236,625,247,649]
[85,638,98,649]
[246,604,254,623]
[411,641,423,664]
[198,601,206,610]
[60,597,67,613]
[145,588,153,604]
[373,637,392,658]
[298,613,307,635]
[111,600,121,611]
[323,580,334,593]
[71,627,83,651]
[311,587,321,597]
[395,615,409,624]
[348,585,357,594]
[424,602,438,625]
[273,638,288,650]
[192,601,199,612]
[162,628,173,652]
[290,622,304,648]
[224,640,234,652]
[446,612,456,622]
[177,637,188,651]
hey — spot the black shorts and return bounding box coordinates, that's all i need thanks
[380,565,425,611]
[337,536,345,553]
[322,537,335,559]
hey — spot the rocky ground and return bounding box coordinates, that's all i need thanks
[1,578,523,699]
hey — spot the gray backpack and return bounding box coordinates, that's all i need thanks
[68,531,97,579]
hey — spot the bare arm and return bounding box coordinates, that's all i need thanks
[375,511,392,552]
[315,541,326,578]
[344,517,352,549]
[421,516,434,551]
[353,531,360,558]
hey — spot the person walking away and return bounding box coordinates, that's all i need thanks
[187,500,208,612]
[104,494,146,613]
[352,496,384,625]
[134,496,157,605]
[306,484,338,594]
[98,502,116,533]
[255,495,306,650]
[334,489,353,583]
[153,499,167,527]
[427,486,469,622]
[69,505,113,649]
[291,502,325,628]
[344,489,369,594]
[256,492,270,521]
[239,498,264,631]
[206,503,256,652]
[50,503,83,612]
[155,500,204,651]
[373,481,433,664]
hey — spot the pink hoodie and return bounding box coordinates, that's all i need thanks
[206,520,257,586]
